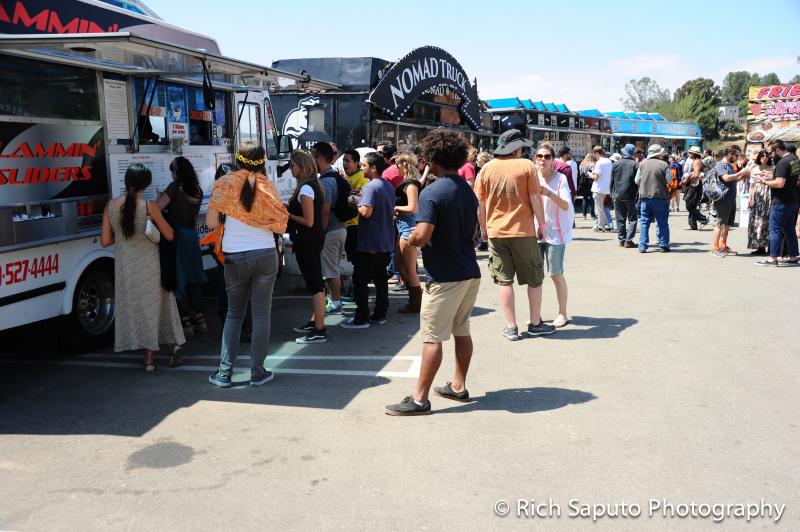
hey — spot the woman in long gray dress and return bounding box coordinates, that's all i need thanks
[101,163,185,372]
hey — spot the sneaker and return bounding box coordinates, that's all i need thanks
[659,247,671,253]
[433,382,470,402]
[779,259,799,267]
[525,321,556,338]
[341,293,355,302]
[296,328,327,344]
[340,318,370,329]
[208,371,231,388]
[754,258,779,266]
[501,326,520,341]
[721,247,737,256]
[370,317,388,325]
[618,240,625,247]
[384,395,432,416]
[325,302,343,314]
[638,247,647,253]
[389,283,407,293]
[292,321,315,334]
[711,248,726,258]
[250,370,274,387]
[623,241,637,248]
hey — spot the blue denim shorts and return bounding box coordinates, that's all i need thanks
[396,214,417,240]
[538,242,566,276]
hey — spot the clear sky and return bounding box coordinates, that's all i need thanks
[147,0,800,111]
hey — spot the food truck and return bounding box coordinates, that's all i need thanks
[0,0,337,350]
[485,99,612,159]
[269,46,496,153]
[745,83,800,157]
[602,111,702,155]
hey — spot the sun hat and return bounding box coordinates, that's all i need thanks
[647,144,666,159]
[494,129,533,156]
[687,146,703,157]
[621,144,636,158]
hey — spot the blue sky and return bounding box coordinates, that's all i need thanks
[148,0,800,111]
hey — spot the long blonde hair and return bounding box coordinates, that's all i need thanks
[395,151,421,180]
[291,149,323,201]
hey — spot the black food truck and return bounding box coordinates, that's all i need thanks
[270,46,496,153]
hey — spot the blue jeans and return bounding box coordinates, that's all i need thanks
[769,203,799,258]
[639,198,670,250]
[219,248,278,377]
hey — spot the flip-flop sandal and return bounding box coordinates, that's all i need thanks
[169,345,183,368]
[192,314,208,334]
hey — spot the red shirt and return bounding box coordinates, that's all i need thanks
[382,165,402,188]
[553,159,576,196]
[458,162,477,182]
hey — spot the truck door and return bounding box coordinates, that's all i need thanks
[234,91,266,151]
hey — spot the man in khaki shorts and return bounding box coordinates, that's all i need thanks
[475,129,555,341]
[385,130,481,416]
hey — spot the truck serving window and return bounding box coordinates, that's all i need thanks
[133,78,168,145]
[0,55,100,121]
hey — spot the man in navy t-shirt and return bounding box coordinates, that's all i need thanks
[385,130,482,416]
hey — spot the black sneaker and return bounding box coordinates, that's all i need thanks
[659,247,671,253]
[370,317,388,325]
[525,321,556,337]
[296,328,327,344]
[292,321,315,334]
[433,382,470,402]
[250,370,274,387]
[208,371,232,388]
[384,395,432,416]
[502,326,520,341]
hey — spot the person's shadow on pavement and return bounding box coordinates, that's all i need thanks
[542,316,637,340]
[435,387,596,414]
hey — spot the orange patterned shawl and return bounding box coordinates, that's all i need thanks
[209,170,288,234]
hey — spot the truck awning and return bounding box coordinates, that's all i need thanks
[0,33,341,92]
[613,132,702,140]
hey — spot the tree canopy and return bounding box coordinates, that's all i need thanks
[621,77,671,111]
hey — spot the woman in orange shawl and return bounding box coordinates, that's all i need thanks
[205,142,288,388]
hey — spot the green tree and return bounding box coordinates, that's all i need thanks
[621,77,671,111]
[721,71,755,104]
[672,90,721,141]
[674,78,721,104]
[788,74,800,84]
[759,72,781,85]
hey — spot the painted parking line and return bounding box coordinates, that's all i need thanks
[0,354,421,378]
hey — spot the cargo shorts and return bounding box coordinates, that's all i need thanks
[420,278,481,343]
[488,236,544,287]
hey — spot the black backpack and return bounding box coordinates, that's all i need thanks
[328,171,358,222]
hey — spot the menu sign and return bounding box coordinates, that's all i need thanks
[747,84,800,143]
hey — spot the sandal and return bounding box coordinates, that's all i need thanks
[192,313,208,334]
[144,353,157,373]
[169,344,183,368]
[181,316,195,336]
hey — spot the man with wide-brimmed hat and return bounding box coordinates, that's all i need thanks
[681,146,709,230]
[637,144,671,252]
[475,129,554,341]
[611,143,639,247]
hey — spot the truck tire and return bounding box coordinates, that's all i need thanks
[59,261,115,353]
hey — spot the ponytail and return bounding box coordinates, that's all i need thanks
[121,187,137,239]
[119,163,153,239]
[239,172,256,212]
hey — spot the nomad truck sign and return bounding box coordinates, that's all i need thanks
[368,46,481,131]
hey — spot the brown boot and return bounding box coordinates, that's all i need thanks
[399,286,422,314]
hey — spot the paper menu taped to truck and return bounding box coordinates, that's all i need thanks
[109,152,217,209]
[103,80,130,142]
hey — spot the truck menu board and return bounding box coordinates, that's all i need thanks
[747,84,800,145]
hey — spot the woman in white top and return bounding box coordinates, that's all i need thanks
[534,143,575,328]
[205,142,288,388]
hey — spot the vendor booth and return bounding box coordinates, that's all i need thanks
[602,112,702,154]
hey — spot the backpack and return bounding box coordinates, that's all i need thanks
[702,167,727,202]
[329,171,357,222]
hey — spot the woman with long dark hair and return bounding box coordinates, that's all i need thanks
[206,142,288,388]
[156,156,208,336]
[101,163,185,372]
[287,149,328,344]
[745,150,774,255]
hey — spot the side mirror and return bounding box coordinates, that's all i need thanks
[278,135,291,153]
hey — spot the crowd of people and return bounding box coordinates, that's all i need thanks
[98,125,798,413]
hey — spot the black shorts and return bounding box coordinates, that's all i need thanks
[293,241,325,294]
[714,197,736,227]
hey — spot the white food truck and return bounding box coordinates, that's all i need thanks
[0,0,337,350]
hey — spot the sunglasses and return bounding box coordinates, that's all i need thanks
[535,153,553,160]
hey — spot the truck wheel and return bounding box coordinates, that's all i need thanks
[60,261,115,352]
